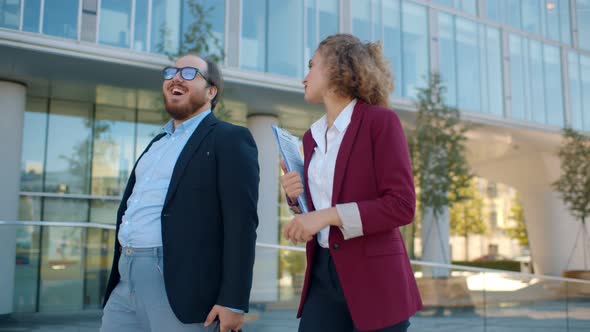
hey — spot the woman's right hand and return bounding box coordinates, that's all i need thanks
[280,160,304,203]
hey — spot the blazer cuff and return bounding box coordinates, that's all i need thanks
[286,195,302,214]
[336,203,363,240]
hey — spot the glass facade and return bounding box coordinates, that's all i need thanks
[0,0,20,29]
[568,52,590,131]
[486,0,571,45]
[577,0,590,50]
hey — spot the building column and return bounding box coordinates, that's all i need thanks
[247,114,279,302]
[0,81,26,315]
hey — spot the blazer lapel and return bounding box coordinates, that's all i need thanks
[164,113,217,207]
[331,102,364,206]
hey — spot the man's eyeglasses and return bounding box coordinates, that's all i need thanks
[162,66,211,85]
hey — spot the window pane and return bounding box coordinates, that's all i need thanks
[577,0,590,50]
[544,45,564,127]
[507,0,521,29]
[99,0,131,48]
[44,100,92,195]
[456,18,480,111]
[43,0,79,39]
[486,0,500,21]
[90,200,119,224]
[383,0,401,98]
[559,0,571,44]
[529,40,547,124]
[486,27,503,117]
[546,0,561,41]
[438,13,457,107]
[0,0,20,29]
[352,0,371,41]
[180,0,225,57]
[268,0,303,78]
[460,0,477,15]
[580,55,590,131]
[80,11,97,42]
[522,0,541,35]
[305,0,316,69]
[318,0,338,41]
[133,0,149,51]
[568,53,583,130]
[21,97,48,192]
[402,1,428,99]
[83,228,114,309]
[91,106,135,197]
[240,0,266,72]
[38,224,85,311]
[509,35,526,120]
[150,0,181,54]
[136,108,165,158]
[372,0,381,41]
[23,0,41,32]
[14,196,42,313]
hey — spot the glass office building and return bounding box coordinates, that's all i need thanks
[0,0,589,314]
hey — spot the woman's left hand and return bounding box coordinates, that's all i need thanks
[283,208,341,245]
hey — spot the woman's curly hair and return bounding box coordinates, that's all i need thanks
[317,34,394,108]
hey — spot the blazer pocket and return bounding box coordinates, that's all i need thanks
[365,235,406,256]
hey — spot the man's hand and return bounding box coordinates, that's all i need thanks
[204,305,243,332]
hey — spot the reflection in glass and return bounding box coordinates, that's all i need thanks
[486,28,503,116]
[21,98,48,192]
[577,0,590,50]
[569,53,584,131]
[13,196,42,312]
[180,0,225,58]
[240,0,267,72]
[456,18,480,112]
[43,198,89,222]
[84,228,114,309]
[509,35,526,120]
[383,0,401,98]
[43,0,79,39]
[522,0,541,35]
[402,1,428,99]
[0,0,20,29]
[91,106,136,197]
[544,45,564,127]
[150,0,181,54]
[99,0,131,47]
[23,0,41,32]
[581,55,590,131]
[438,13,457,107]
[529,40,546,124]
[44,100,92,195]
[134,0,149,51]
[90,200,119,224]
[39,226,84,311]
[268,1,303,78]
[318,0,338,43]
[352,0,371,42]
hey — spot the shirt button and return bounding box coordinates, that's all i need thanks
[332,243,340,250]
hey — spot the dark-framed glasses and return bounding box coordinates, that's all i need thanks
[162,66,211,84]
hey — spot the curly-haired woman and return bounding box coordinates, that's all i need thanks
[281,34,422,332]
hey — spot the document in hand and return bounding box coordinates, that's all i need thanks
[272,125,309,213]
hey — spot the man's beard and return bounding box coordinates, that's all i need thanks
[163,92,207,121]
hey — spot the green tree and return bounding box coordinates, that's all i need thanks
[408,73,473,266]
[552,128,590,270]
[449,178,487,261]
[505,193,528,248]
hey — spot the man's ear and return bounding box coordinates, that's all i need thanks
[208,85,218,102]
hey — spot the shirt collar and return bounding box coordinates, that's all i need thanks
[162,109,212,135]
[310,99,356,151]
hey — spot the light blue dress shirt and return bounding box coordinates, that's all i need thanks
[118,110,211,248]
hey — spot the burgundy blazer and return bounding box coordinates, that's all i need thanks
[296,101,423,331]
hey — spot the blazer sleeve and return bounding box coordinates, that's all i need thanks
[214,125,260,311]
[356,111,416,235]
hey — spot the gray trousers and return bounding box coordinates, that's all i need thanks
[100,247,218,332]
